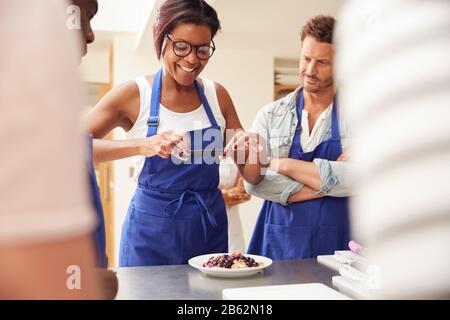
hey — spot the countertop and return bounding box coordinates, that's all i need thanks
[114,259,338,300]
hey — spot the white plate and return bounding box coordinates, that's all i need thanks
[188,253,273,278]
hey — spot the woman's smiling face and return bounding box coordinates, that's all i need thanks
[162,23,213,87]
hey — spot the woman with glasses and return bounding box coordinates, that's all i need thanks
[84,0,244,266]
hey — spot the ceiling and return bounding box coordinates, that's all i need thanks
[214,0,346,37]
[92,0,155,33]
[90,0,347,59]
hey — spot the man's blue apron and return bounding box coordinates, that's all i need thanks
[119,69,228,267]
[248,89,350,259]
[88,135,107,268]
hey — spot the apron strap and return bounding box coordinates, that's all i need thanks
[292,89,343,159]
[147,68,163,137]
[293,89,305,155]
[296,88,305,129]
[164,190,218,244]
[146,69,219,138]
[195,79,219,128]
[297,89,341,140]
[331,94,341,140]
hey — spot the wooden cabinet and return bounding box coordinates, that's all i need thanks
[274,83,297,100]
[274,58,300,100]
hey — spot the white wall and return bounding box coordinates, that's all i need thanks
[80,50,110,83]
[93,0,155,33]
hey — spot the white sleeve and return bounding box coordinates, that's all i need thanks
[219,158,238,189]
[0,0,96,245]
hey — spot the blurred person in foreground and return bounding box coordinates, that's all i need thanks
[335,0,450,299]
[73,0,118,297]
[0,0,113,299]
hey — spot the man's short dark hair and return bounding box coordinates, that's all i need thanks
[301,15,335,44]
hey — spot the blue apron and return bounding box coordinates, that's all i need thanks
[88,135,107,268]
[119,69,228,267]
[248,89,350,260]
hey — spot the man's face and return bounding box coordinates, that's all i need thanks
[72,0,98,57]
[299,36,334,93]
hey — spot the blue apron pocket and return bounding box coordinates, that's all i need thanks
[126,206,187,266]
[263,223,313,260]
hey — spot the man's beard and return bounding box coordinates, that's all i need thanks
[303,76,334,93]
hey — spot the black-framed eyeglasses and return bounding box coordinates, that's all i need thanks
[166,34,216,60]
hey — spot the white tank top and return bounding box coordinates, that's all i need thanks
[126,76,226,182]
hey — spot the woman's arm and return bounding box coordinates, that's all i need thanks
[215,82,269,185]
[84,81,140,138]
[92,139,144,163]
[228,132,268,185]
[84,79,186,163]
[83,81,142,162]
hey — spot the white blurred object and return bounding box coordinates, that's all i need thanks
[0,0,95,245]
[339,264,367,283]
[334,250,365,264]
[335,0,450,299]
[219,158,245,253]
[223,283,351,300]
[318,254,347,271]
[318,250,367,271]
[332,276,372,300]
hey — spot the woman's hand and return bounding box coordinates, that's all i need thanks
[138,130,190,159]
[222,177,251,207]
[223,131,266,165]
